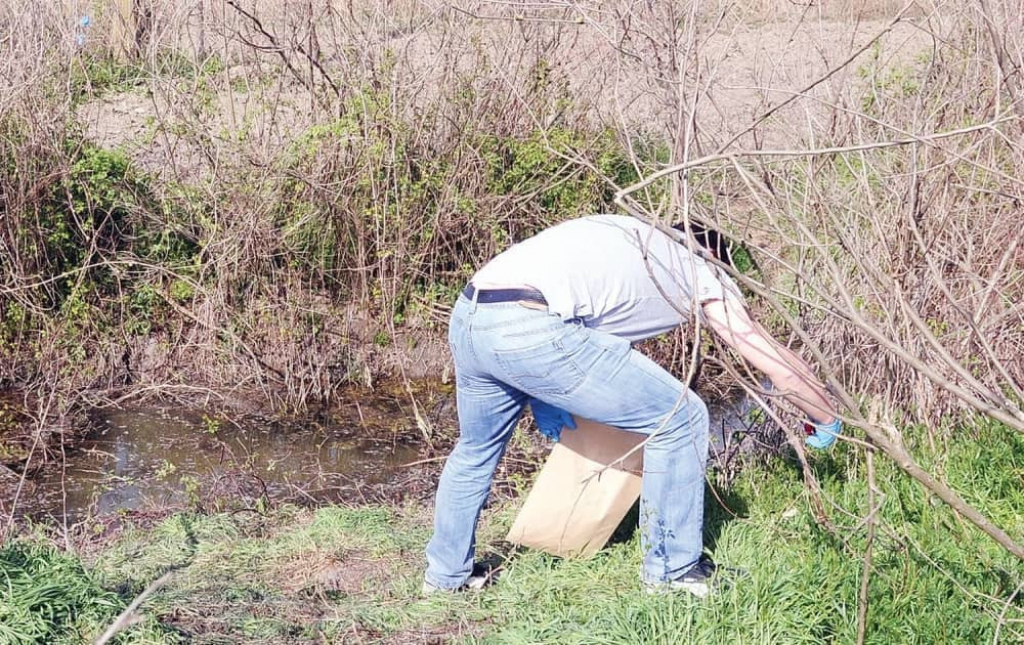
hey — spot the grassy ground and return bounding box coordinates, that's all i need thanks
[3,419,1020,643]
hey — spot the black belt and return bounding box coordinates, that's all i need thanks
[462,284,548,306]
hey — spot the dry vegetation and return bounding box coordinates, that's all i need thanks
[0,0,1022,639]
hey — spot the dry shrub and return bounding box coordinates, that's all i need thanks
[586,0,1023,562]
[2,1,1018,438]
[1,2,1019,431]
[0,3,146,446]
[2,1,645,416]
[690,2,1024,429]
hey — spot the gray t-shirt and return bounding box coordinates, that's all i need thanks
[473,214,743,342]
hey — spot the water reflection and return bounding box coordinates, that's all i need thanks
[11,390,769,523]
[21,407,419,522]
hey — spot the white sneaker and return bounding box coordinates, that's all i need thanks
[421,565,493,595]
[644,556,734,598]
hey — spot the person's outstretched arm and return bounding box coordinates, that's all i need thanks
[702,298,836,425]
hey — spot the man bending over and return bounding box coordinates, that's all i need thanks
[424,214,842,597]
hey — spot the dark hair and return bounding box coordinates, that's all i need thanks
[671,221,733,268]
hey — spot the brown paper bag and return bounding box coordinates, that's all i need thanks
[506,417,645,558]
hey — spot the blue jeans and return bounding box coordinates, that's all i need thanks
[425,295,710,588]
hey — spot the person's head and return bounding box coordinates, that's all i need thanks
[671,220,733,268]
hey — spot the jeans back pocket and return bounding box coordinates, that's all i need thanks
[492,331,586,397]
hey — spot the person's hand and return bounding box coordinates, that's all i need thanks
[529,398,576,441]
[804,418,842,450]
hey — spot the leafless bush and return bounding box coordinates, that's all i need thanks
[3,1,635,420]
[575,0,1023,565]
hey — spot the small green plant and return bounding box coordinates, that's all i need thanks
[728,243,756,275]
[69,50,226,103]
[181,475,203,511]
[201,415,220,435]
[856,42,923,114]
[155,459,177,480]
[125,283,159,336]
[27,144,145,308]
[0,302,28,350]
[168,279,195,303]
[479,127,633,220]
[69,54,147,101]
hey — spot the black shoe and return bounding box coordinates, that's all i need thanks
[645,555,741,598]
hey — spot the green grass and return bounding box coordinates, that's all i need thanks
[0,541,166,644]
[475,418,1022,644]
[4,418,1021,643]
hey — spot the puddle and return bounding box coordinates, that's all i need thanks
[12,406,421,523]
[3,384,771,524]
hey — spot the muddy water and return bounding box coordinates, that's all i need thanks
[18,406,421,523]
[9,385,765,524]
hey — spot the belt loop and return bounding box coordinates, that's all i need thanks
[470,283,480,313]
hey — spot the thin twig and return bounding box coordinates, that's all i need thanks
[992,579,1024,645]
[856,445,879,645]
[615,116,1020,205]
[93,571,173,645]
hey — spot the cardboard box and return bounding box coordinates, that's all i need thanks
[506,418,645,558]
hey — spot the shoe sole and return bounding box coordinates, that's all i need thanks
[644,581,711,599]
[421,574,490,596]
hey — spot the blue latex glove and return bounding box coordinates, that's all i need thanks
[529,398,577,442]
[804,418,842,450]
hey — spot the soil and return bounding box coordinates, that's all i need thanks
[277,548,391,597]
[77,17,932,180]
